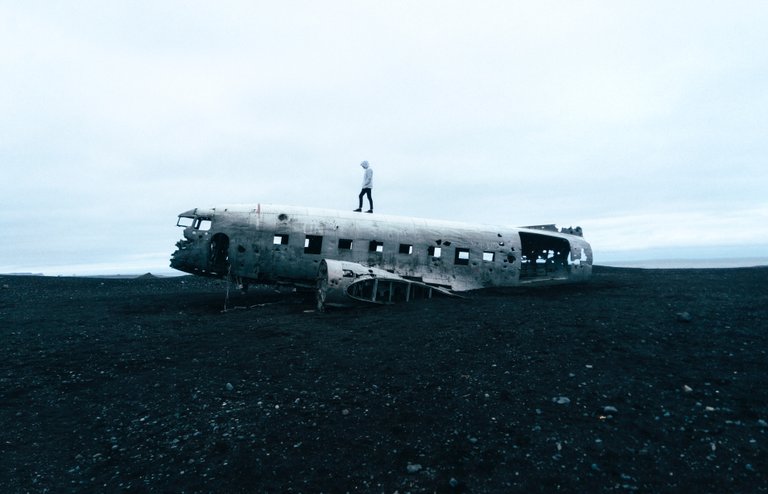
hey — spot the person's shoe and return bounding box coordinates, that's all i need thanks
[365,210,373,213]
[353,208,362,212]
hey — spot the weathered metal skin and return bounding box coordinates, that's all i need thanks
[170,204,592,307]
[316,259,457,309]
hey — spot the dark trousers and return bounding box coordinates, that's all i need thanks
[358,188,373,210]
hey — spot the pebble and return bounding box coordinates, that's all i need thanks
[676,311,693,322]
[553,396,571,405]
[225,383,234,392]
[603,406,618,414]
[406,463,422,474]
[683,385,693,393]
[758,419,768,428]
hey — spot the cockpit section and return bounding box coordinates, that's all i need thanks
[170,209,229,277]
[176,215,211,232]
[175,209,214,239]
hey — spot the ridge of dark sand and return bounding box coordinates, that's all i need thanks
[1,266,766,493]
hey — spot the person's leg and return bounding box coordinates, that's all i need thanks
[366,189,373,211]
[355,189,365,211]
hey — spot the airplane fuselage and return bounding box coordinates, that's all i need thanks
[170,204,592,301]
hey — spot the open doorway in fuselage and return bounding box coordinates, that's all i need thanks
[518,232,570,280]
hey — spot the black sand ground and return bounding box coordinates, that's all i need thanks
[1,266,767,493]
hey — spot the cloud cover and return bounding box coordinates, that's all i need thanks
[2,1,767,274]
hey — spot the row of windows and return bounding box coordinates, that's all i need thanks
[273,234,498,265]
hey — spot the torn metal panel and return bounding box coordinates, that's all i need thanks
[316,259,456,309]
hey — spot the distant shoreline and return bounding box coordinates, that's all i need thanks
[600,257,768,269]
[3,259,768,279]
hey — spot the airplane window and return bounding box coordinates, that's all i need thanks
[454,248,470,265]
[196,219,212,231]
[483,252,495,262]
[428,246,442,258]
[399,244,413,255]
[273,234,289,245]
[177,217,194,228]
[304,235,323,254]
[369,240,384,253]
[338,239,353,250]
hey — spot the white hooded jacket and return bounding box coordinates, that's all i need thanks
[360,161,373,189]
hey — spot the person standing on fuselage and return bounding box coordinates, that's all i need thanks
[354,160,373,213]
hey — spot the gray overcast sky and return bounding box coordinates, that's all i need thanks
[2,1,767,275]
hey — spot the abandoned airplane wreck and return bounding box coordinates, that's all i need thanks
[170,204,593,308]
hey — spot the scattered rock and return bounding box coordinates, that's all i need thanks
[406,463,422,474]
[676,311,693,322]
[3,265,766,493]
